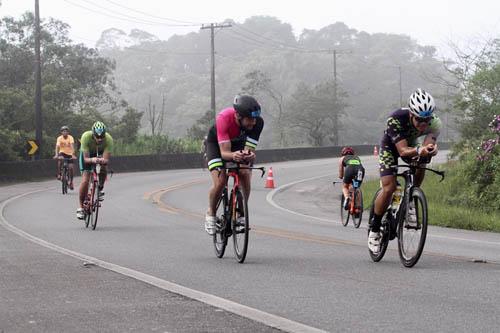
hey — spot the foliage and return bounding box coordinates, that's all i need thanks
[186,109,213,140]
[0,13,140,160]
[449,39,500,140]
[288,81,347,146]
[113,135,200,156]
[111,107,144,144]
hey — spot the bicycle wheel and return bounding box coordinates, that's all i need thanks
[85,179,96,228]
[84,193,93,228]
[61,168,68,194]
[398,187,428,267]
[352,189,363,228]
[232,188,249,263]
[91,183,100,230]
[213,190,228,258]
[368,189,389,262]
[340,193,349,226]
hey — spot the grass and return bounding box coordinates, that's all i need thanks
[361,168,500,232]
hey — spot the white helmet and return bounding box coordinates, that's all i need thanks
[408,88,435,118]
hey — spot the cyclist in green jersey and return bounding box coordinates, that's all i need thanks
[338,146,365,210]
[76,121,113,220]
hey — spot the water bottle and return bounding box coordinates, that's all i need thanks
[391,182,402,214]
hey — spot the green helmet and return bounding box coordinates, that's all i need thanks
[92,121,106,138]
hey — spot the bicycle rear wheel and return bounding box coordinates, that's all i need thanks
[340,193,349,226]
[91,184,100,230]
[398,187,428,267]
[213,190,228,258]
[368,189,389,262]
[352,189,363,228]
[232,188,249,263]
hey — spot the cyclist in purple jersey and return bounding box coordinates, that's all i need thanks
[204,95,264,235]
[368,89,441,253]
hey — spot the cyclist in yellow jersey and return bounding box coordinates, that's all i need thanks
[53,126,76,189]
[76,121,113,220]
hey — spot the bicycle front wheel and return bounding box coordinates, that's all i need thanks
[91,185,100,230]
[340,193,349,226]
[232,188,249,263]
[352,189,363,228]
[61,169,68,194]
[213,190,228,258]
[397,187,428,268]
[84,186,94,228]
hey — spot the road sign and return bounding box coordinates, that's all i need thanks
[27,140,39,155]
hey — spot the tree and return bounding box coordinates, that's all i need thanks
[288,81,347,146]
[242,70,287,146]
[112,106,143,144]
[0,13,124,159]
[187,109,213,140]
[446,39,500,140]
[145,94,166,136]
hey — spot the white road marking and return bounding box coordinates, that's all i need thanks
[0,189,326,333]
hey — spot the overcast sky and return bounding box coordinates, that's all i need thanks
[2,0,499,57]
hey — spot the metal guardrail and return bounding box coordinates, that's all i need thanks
[0,143,451,182]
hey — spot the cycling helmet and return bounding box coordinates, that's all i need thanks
[408,88,435,118]
[60,126,69,132]
[233,95,261,118]
[92,121,106,138]
[341,146,355,156]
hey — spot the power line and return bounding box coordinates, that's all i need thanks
[63,0,199,27]
[102,0,201,25]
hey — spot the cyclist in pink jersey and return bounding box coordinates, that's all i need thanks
[204,95,264,235]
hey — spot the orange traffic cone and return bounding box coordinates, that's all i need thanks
[265,167,275,189]
[373,145,378,156]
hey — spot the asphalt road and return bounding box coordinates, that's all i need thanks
[2,152,500,332]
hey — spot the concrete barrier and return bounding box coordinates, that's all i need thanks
[0,143,452,183]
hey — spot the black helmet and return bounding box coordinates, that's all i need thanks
[233,95,261,118]
[60,126,69,132]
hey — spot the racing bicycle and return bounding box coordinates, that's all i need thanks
[213,162,265,263]
[368,159,444,267]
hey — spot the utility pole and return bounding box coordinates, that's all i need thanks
[333,49,338,146]
[329,49,351,146]
[201,23,231,120]
[34,0,43,159]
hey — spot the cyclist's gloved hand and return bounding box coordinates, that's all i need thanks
[426,143,438,156]
[242,150,255,163]
[232,150,245,162]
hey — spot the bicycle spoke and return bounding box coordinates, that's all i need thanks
[398,188,428,267]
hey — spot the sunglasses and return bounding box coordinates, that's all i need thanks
[414,116,431,124]
[250,110,261,118]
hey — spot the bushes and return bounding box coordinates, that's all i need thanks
[113,135,201,156]
[448,115,500,212]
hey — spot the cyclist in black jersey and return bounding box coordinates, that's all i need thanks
[368,89,440,253]
[338,146,365,210]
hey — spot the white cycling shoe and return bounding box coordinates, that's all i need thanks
[205,214,216,235]
[368,231,381,254]
[76,208,85,220]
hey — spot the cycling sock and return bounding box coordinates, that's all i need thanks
[371,213,383,232]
